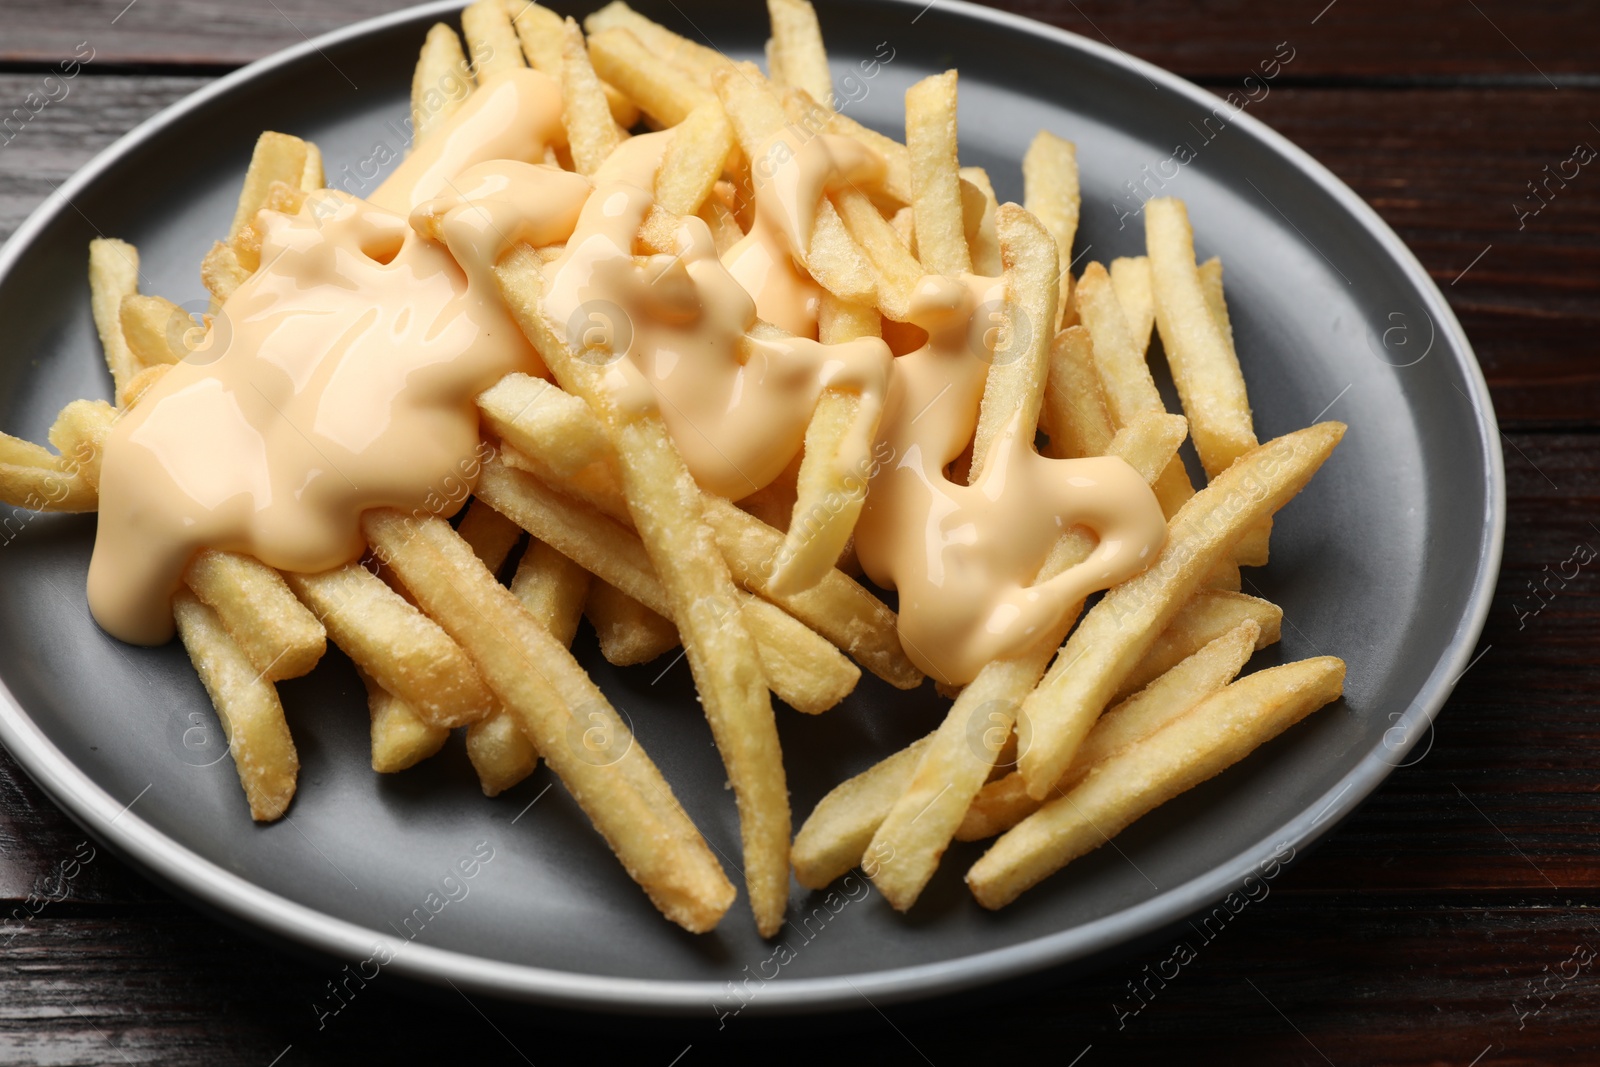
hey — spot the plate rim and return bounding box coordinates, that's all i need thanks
[0,0,1505,1015]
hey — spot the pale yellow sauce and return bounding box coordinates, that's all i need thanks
[87,66,1166,683]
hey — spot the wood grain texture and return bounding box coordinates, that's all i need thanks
[0,1,1595,1063]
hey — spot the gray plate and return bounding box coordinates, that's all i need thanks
[0,0,1502,1016]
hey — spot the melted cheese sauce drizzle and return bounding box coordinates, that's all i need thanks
[87,68,1166,684]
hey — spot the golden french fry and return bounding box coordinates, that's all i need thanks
[862,410,1185,910]
[1110,255,1155,353]
[586,578,679,666]
[46,398,116,491]
[831,187,923,320]
[364,670,450,773]
[228,133,310,241]
[905,70,969,278]
[364,508,735,933]
[119,294,188,366]
[970,204,1058,481]
[584,2,732,87]
[200,241,248,307]
[88,238,141,396]
[970,656,1345,908]
[412,23,475,144]
[560,16,620,175]
[655,101,735,216]
[511,538,591,642]
[173,589,298,822]
[465,704,536,795]
[792,732,935,890]
[1041,325,1114,460]
[462,0,526,84]
[959,166,1002,276]
[588,27,715,128]
[741,593,860,715]
[285,562,493,728]
[301,142,324,190]
[506,0,565,72]
[1022,130,1079,313]
[184,550,326,681]
[457,497,524,575]
[1116,589,1281,702]
[1018,422,1345,798]
[958,618,1260,841]
[766,0,832,105]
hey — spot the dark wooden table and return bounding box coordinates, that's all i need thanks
[2,1,1596,1062]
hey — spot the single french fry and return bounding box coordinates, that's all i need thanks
[970,657,1345,908]
[364,508,735,933]
[1110,255,1155,353]
[506,0,564,72]
[465,704,537,795]
[119,294,188,366]
[958,619,1260,841]
[228,133,310,241]
[863,410,1186,910]
[1205,557,1243,591]
[0,459,97,513]
[587,578,679,666]
[184,550,326,681]
[46,398,116,491]
[1041,325,1114,460]
[584,2,732,87]
[742,593,860,714]
[792,732,936,889]
[970,204,1059,481]
[463,0,526,84]
[412,23,475,144]
[655,101,735,216]
[588,28,715,128]
[1196,254,1271,567]
[766,0,832,106]
[831,187,924,320]
[487,254,789,937]
[560,16,620,176]
[959,166,1002,276]
[364,670,450,773]
[1018,422,1345,798]
[88,238,141,396]
[1022,130,1079,314]
[905,70,969,278]
[457,497,524,576]
[1114,589,1280,701]
[200,241,249,307]
[301,142,324,190]
[284,562,494,728]
[172,589,298,822]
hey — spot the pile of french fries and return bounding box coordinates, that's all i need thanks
[0,0,1346,933]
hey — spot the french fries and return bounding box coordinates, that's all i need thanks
[185,550,327,682]
[411,23,474,143]
[88,239,142,396]
[587,578,678,666]
[560,16,619,176]
[1023,130,1080,314]
[766,0,832,105]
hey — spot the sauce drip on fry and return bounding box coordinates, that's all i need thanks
[87,68,1166,683]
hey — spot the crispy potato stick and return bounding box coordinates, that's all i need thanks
[766,0,832,105]
[184,550,326,681]
[1073,261,1194,516]
[970,205,1059,482]
[958,619,1260,841]
[119,294,188,366]
[905,70,970,278]
[364,509,735,933]
[284,562,493,728]
[589,28,715,128]
[959,166,1002,276]
[1110,255,1155,353]
[364,670,450,773]
[411,23,474,144]
[1041,325,1114,460]
[970,656,1345,908]
[1022,130,1079,314]
[783,88,913,205]
[1018,421,1345,798]
[792,732,935,889]
[88,238,142,396]
[831,187,923,320]
[227,133,310,241]
[469,536,591,796]
[47,398,116,491]
[769,296,883,595]
[172,589,298,822]
[477,458,857,713]
[742,593,860,714]
[457,497,524,575]
[1146,198,1257,480]
[491,260,787,935]
[0,418,102,511]
[586,578,679,666]
[484,368,919,690]
[560,17,620,176]
[506,0,563,71]
[462,0,526,83]
[655,101,735,216]
[1118,589,1280,700]
[301,143,324,190]
[584,2,732,87]
[863,410,1186,909]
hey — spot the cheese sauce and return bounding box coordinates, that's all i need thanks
[87,66,1166,683]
